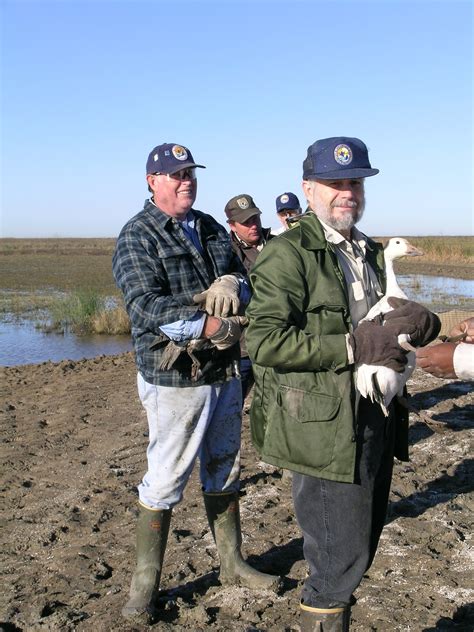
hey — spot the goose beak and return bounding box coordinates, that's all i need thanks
[406,244,424,257]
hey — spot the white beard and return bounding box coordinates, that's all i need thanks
[314,198,365,232]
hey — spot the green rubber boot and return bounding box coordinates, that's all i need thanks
[203,492,281,591]
[122,503,172,621]
[300,603,351,631]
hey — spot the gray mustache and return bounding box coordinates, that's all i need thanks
[331,200,358,209]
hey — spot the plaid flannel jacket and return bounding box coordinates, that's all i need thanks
[112,199,246,387]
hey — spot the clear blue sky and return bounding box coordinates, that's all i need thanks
[2,0,472,238]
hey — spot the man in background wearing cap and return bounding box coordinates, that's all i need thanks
[272,191,302,235]
[113,143,279,623]
[224,194,274,401]
[245,137,440,630]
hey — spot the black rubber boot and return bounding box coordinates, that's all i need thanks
[203,492,281,591]
[300,603,351,631]
[122,504,172,621]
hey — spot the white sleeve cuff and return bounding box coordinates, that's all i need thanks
[159,312,206,341]
[345,333,355,364]
[453,343,474,380]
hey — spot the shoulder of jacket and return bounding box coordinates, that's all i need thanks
[194,209,229,234]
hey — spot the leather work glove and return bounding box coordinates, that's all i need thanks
[193,275,241,317]
[210,316,248,351]
[350,320,408,372]
[384,297,441,347]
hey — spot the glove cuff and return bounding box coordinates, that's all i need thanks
[210,318,232,343]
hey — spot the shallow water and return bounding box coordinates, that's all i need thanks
[0,320,132,366]
[0,275,472,367]
[397,275,473,311]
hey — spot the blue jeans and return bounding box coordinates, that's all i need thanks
[240,356,255,403]
[137,374,242,510]
[292,398,396,608]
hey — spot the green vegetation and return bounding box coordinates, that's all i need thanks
[48,289,102,333]
[46,289,129,335]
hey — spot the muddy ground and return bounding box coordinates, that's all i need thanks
[1,338,473,631]
[394,261,473,280]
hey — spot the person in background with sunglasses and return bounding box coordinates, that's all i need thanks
[113,143,280,624]
[272,191,303,235]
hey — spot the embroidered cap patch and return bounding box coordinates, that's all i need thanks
[172,145,188,161]
[237,197,250,209]
[334,144,352,166]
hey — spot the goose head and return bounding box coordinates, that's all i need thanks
[384,237,424,263]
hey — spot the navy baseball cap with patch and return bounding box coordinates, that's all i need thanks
[224,194,261,224]
[275,192,301,213]
[146,143,206,175]
[303,137,379,180]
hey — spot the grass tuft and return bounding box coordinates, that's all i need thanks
[90,305,130,335]
[47,290,130,335]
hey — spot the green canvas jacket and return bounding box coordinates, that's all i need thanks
[246,213,409,482]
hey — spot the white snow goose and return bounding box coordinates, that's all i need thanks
[355,237,424,415]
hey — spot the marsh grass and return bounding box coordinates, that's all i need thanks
[374,236,473,264]
[0,290,59,317]
[49,290,103,334]
[0,238,118,293]
[411,236,473,262]
[47,290,130,335]
[90,305,130,335]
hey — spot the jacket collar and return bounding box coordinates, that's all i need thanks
[298,211,334,251]
[144,198,206,232]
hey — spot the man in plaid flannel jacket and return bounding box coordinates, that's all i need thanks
[112,143,280,623]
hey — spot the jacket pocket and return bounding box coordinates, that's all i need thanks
[277,385,341,422]
[263,385,342,469]
[304,303,349,336]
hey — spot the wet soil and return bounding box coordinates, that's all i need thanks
[1,350,473,632]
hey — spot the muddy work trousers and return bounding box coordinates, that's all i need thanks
[137,373,242,510]
[292,398,396,608]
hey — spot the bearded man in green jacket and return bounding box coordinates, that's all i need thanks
[245,137,440,631]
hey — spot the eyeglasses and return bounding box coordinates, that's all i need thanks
[278,209,300,218]
[154,168,196,181]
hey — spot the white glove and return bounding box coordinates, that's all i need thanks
[210,316,248,350]
[193,274,241,317]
